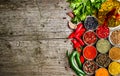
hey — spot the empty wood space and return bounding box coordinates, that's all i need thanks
[0,0,75,76]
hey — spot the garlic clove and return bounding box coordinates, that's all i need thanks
[68,21,77,29]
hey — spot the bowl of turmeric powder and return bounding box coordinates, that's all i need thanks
[109,47,120,62]
[108,62,120,75]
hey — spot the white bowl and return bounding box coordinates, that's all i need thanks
[108,25,120,47]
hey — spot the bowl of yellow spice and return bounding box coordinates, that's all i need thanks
[97,0,120,28]
[109,47,120,62]
[108,62,120,76]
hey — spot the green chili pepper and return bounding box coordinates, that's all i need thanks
[75,52,82,69]
[68,51,86,76]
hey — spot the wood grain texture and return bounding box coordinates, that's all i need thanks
[0,0,75,76]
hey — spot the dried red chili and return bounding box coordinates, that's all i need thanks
[83,31,97,45]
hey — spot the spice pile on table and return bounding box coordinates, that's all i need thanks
[66,0,120,76]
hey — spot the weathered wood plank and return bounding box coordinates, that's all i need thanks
[0,38,74,76]
[0,0,71,39]
[0,0,75,76]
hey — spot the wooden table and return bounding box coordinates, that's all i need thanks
[0,0,75,76]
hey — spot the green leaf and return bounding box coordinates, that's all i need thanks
[101,0,106,3]
[80,13,87,21]
[71,16,80,24]
[70,2,82,9]
[77,0,82,2]
[70,3,76,9]
[95,3,101,9]
[95,0,101,3]
[86,6,92,15]
[90,0,95,3]
[73,5,83,15]
[73,9,79,15]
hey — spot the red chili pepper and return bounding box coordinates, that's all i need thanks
[68,32,75,39]
[75,37,84,46]
[75,23,83,34]
[71,39,81,48]
[75,28,86,37]
[80,55,85,64]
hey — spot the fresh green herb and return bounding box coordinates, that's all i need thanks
[67,0,106,23]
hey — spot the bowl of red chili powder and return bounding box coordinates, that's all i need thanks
[83,45,97,60]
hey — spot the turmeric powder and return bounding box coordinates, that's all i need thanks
[109,47,120,60]
[108,62,120,75]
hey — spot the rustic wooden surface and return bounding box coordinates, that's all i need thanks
[0,0,75,76]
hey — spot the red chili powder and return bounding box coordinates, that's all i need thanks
[83,46,97,60]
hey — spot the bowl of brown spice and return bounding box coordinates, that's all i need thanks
[109,25,120,47]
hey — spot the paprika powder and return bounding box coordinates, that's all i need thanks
[83,45,97,60]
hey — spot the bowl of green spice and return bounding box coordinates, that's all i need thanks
[96,39,111,54]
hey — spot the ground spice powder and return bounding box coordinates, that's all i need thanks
[83,46,97,60]
[109,47,120,60]
[110,30,120,45]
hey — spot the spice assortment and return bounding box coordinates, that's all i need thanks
[66,0,120,76]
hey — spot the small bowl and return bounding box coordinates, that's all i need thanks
[83,30,97,45]
[96,25,110,39]
[83,60,98,75]
[95,68,110,76]
[95,54,111,68]
[96,39,111,54]
[84,16,98,30]
[83,45,97,60]
[109,46,120,62]
[108,25,120,47]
